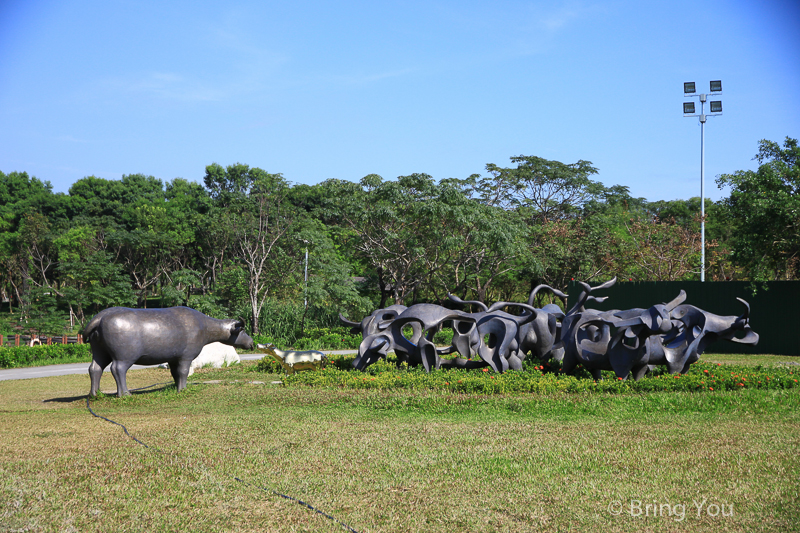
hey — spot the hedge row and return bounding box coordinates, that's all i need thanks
[0,326,367,368]
[0,344,92,368]
[258,354,800,395]
[0,326,456,368]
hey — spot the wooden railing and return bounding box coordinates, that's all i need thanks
[0,334,84,347]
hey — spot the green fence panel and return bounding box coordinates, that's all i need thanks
[566,281,799,356]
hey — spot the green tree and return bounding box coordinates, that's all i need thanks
[40,222,136,327]
[0,171,67,310]
[59,250,135,326]
[426,178,525,303]
[480,155,604,223]
[335,173,472,306]
[164,178,212,273]
[204,163,298,335]
[522,216,619,296]
[716,137,800,281]
[467,156,630,297]
[617,216,701,281]
[67,175,126,223]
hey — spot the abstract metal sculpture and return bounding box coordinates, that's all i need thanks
[85,307,254,397]
[342,278,759,380]
[558,290,684,380]
[643,297,758,378]
[351,303,476,371]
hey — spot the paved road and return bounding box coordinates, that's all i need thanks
[0,350,358,382]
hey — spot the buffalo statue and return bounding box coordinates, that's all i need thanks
[84,307,255,397]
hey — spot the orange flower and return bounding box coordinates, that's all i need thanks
[482,368,489,372]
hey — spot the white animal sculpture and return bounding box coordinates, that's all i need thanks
[257,344,327,374]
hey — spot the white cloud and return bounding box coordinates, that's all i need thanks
[335,68,416,85]
[117,72,226,102]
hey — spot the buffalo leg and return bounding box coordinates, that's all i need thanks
[110,360,135,397]
[88,351,111,397]
[171,359,192,392]
[168,362,182,387]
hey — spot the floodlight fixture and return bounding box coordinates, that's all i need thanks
[684,82,696,94]
[710,100,722,113]
[683,102,696,114]
[710,80,722,92]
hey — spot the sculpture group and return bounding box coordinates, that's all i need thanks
[84,279,760,397]
[341,278,759,380]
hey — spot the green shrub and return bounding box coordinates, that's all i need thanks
[0,344,92,368]
[433,328,454,346]
[258,355,800,395]
[255,356,284,373]
[255,326,362,351]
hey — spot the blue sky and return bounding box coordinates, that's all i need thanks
[1,0,798,202]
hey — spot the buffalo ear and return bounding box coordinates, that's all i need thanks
[233,318,246,331]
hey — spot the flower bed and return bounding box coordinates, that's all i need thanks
[258,353,800,395]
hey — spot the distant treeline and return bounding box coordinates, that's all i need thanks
[1,137,797,339]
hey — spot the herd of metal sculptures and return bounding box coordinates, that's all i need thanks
[84,278,759,396]
[340,278,759,380]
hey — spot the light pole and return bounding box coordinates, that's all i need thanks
[302,240,309,310]
[300,239,310,336]
[683,80,723,282]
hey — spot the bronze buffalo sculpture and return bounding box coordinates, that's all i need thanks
[342,279,759,380]
[84,306,254,397]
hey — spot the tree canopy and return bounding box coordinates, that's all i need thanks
[716,137,799,281]
[1,139,793,339]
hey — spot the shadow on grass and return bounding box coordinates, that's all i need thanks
[43,383,175,403]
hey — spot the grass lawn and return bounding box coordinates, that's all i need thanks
[1,360,799,532]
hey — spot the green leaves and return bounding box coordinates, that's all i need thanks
[480,155,603,223]
[716,137,800,281]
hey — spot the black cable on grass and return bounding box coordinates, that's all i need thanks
[233,477,360,533]
[86,383,360,533]
[85,382,169,450]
